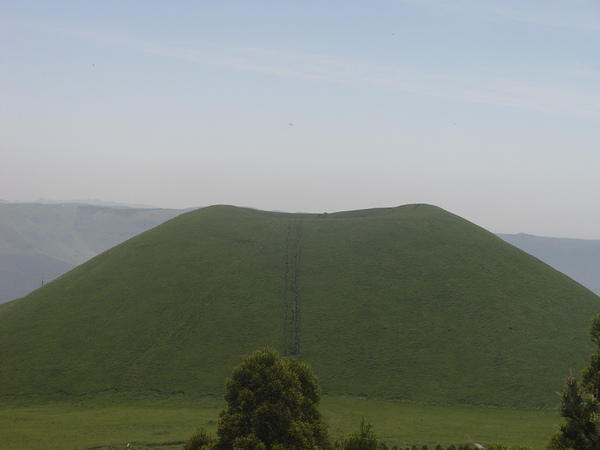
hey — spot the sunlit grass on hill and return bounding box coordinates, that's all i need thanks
[0,204,598,410]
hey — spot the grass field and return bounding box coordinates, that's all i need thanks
[0,396,559,449]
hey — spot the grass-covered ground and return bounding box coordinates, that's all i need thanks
[0,395,559,449]
[1,205,598,410]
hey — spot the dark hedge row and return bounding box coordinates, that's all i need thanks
[379,445,531,450]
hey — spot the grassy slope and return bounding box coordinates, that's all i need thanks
[0,204,598,409]
[299,207,598,407]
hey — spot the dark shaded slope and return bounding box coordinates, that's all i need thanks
[0,204,598,408]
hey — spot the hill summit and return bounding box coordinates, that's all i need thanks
[0,204,598,408]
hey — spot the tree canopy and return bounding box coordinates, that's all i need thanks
[548,314,600,449]
[215,347,332,450]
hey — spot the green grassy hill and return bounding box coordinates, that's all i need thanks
[0,204,598,408]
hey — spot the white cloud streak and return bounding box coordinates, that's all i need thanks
[83,30,600,119]
[17,16,600,120]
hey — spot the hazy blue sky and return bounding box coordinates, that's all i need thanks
[2,1,599,238]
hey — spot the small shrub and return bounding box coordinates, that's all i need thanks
[182,427,216,450]
[545,431,575,450]
[336,417,378,450]
[485,445,533,450]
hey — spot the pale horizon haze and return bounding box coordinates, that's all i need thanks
[1,1,599,239]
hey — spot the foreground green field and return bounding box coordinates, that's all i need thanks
[0,396,559,449]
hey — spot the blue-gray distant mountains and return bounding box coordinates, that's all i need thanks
[498,233,600,296]
[0,203,185,303]
[0,204,598,409]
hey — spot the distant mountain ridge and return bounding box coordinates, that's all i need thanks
[498,233,600,296]
[0,203,186,303]
[31,198,160,209]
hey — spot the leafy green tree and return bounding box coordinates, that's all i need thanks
[558,373,600,448]
[215,347,332,450]
[582,315,600,396]
[548,314,600,449]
